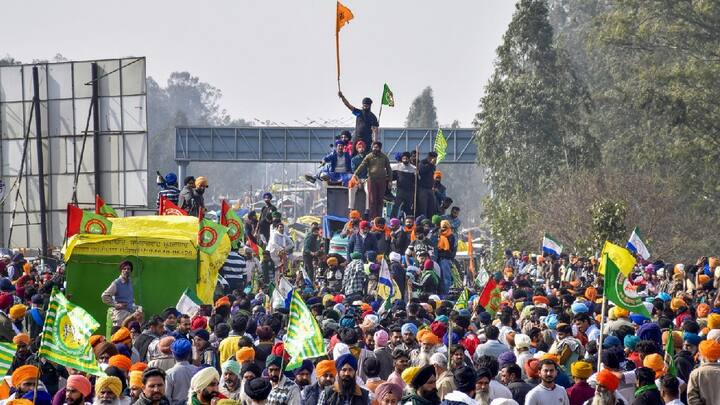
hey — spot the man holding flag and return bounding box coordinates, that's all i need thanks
[338,92,379,149]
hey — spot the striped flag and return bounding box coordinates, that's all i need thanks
[0,343,16,376]
[542,233,563,256]
[626,227,650,260]
[377,258,402,302]
[434,129,448,164]
[454,288,469,311]
[176,288,202,317]
[284,290,325,370]
[39,288,103,375]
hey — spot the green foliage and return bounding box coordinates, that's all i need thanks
[589,199,627,247]
[405,86,438,128]
[481,197,530,267]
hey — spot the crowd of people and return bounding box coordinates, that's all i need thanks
[2,94,720,405]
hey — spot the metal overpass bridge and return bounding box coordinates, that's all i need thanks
[175,126,477,171]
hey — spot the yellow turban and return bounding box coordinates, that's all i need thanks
[11,365,38,388]
[708,313,720,330]
[129,371,143,389]
[401,367,420,385]
[670,298,686,312]
[322,294,334,307]
[95,376,123,397]
[235,347,255,363]
[571,361,593,379]
[613,307,629,319]
[111,327,132,345]
[7,400,33,405]
[12,333,29,346]
[540,353,560,364]
[699,340,720,362]
[8,305,26,321]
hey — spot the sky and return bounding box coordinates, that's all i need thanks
[1,1,517,127]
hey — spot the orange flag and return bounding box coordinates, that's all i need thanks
[336,1,354,32]
[467,232,476,279]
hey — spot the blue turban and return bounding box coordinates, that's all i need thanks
[443,332,460,346]
[401,323,418,336]
[602,335,621,349]
[23,391,51,405]
[263,192,273,199]
[435,315,449,324]
[544,314,559,330]
[222,359,241,375]
[637,323,662,348]
[370,300,380,313]
[335,140,345,146]
[624,335,640,350]
[339,316,356,328]
[571,302,589,314]
[478,312,491,325]
[458,309,471,318]
[658,292,671,302]
[293,359,314,375]
[171,338,192,358]
[629,314,650,325]
[335,353,358,370]
[684,332,702,346]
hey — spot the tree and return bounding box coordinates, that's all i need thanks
[405,86,438,128]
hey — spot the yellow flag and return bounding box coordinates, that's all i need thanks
[336,2,354,33]
[597,240,636,276]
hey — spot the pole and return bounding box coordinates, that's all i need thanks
[378,103,383,120]
[32,66,49,258]
[91,63,102,198]
[447,318,453,369]
[596,254,609,373]
[335,32,341,92]
[412,146,419,218]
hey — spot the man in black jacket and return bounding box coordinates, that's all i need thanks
[302,226,322,283]
[134,368,171,405]
[501,363,532,405]
[415,152,438,218]
[632,367,662,405]
[391,152,416,218]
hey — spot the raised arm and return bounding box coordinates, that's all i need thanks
[338,91,356,111]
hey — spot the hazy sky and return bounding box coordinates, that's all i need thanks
[2,1,517,127]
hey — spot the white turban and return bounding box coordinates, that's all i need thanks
[188,367,220,403]
[332,342,350,360]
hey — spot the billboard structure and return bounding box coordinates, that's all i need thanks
[0,57,148,252]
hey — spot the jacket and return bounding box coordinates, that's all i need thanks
[323,151,352,173]
[687,362,720,405]
[351,153,368,179]
[302,382,322,405]
[354,152,392,181]
[318,382,370,405]
[133,394,171,405]
[346,232,378,262]
[417,159,436,189]
[632,386,662,405]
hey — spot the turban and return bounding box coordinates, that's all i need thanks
[6,400,32,405]
[401,323,418,336]
[94,341,118,359]
[497,351,516,368]
[708,313,720,330]
[602,336,621,349]
[256,325,273,341]
[401,366,420,385]
[389,252,401,262]
[235,347,255,363]
[430,322,447,340]
[89,335,105,348]
[130,362,148,372]
[571,302,588,314]
[662,331,683,350]
[624,335,640,350]
[244,377,272,401]
[629,314,649,325]
[429,353,447,368]
[699,274,711,285]
[544,314,558,330]
[129,371,143,389]
[697,303,711,318]
[421,333,440,346]
[214,296,231,309]
[241,362,261,379]
[293,360,314,375]
[524,358,540,379]
[657,292,672,302]
[532,296,549,306]
[108,355,132,372]
[191,316,207,331]
[21,391,50,405]
[637,323,662,347]
[349,210,361,220]
[671,298,686,312]
[374,382,403,402]
[453,367,476,393]
[335,353,358,371]
[596,369,620,392]
[411,365,435,389]
[9,305,26,320]
[222,359,240,375]
[12,365,38,388]
[435,314,448,323]
[0,294,12,311]
[316,360,337,377]
[374,330,389,347]
[514,333,531,350]
[571,361,593,379]
[684,332,702,346]
[12,333,29,346]
[171,339,192,358]
[66,375,92,398]
[111,327,131,345]
[613,307,629,319]
[585,287,597,302]
[540,353,560,364]
[326,257,338,266]
[699,339,720,361]
[265,354,282,369]
[95,376,123,397]
[189,367,220,399]
[643,353,666,377]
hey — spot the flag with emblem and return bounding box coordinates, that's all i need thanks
[221,200,244,249]
[66,204,112,238]
[39,288,103,375]
[0,343,16,376]
[434,128,448,164]
[158,196,187,216]
[454,288,469,311]
[602,253,651,318]
[95,195,118,218]
[198,218,228,255]
[381,83,395,107]
[284,289,325,370]
[664,324,678,377]
[477,276,501,316]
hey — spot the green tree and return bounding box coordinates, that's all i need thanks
[405,86,438,128]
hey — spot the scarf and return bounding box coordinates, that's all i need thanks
[438,228,452,251]
[634,384,658,397]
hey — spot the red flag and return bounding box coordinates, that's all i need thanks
[66,204,112,238]
[95,195,118,218]
[159,196,187,216]
[477,276,502,316]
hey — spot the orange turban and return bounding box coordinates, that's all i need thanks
[697,303,711,318]
[89,335,105,348]
[584,287,597,302]
[540,353,560,364]
[111,327,131,345]
[349,210,361,220]
[708,313,720,330]
[421,333,441,346]
[416,329,431,342]
[130,362,148,372]
[699,339,720,362]
[532,296,549,306]
[662,330,683,350]
[7,400,33,405]
[12,333,29,346]
[316,360,337,377]
[11,365,39,388]
[235,347,255,363]
[643,353,665,377]
[670,298,686,312]
[215,296,231,309]
[699,274,711,285]
[108,354,132,372]
[129,370,143,389]
[596,369,620,392]
[524,358,540,379]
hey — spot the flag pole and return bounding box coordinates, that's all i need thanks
[596,253,609,373]
[335,31,341,92]
[412,146,419,218]
[378,103,383,120]
[447,317,453,369]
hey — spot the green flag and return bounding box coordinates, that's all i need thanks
[454,288,469,311]
[198,218,228,255]
[39,288,103,375]
[221,200,244,249]
[284,289,325,370]
[434,128,447,164]
[381,83,395,107]
[602,254,652,318]
[664,325,678,377]
[0,342,16,376]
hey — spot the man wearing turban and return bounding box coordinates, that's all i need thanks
[302,360,336,405]
[165,339,198,405]
[219,359,241,400]
[94,376,123,405]
[566,361,593,405]
[65,374,92,405]
[402,364,439,405]
[265,354,301,405]
[187,367,220,405]
[590,368,622,405]
[9,365,39,401]
[410,332,440,367]
[316,353,370,405]
[687,339,720,405]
